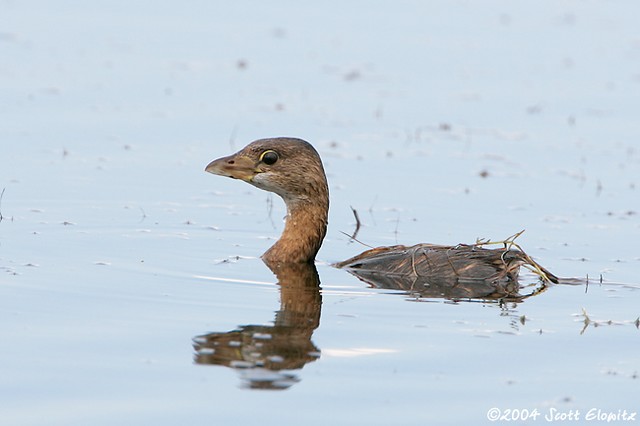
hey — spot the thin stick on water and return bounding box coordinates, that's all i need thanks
[0,188,5,223]
[349,206,361,240]
[138,206,147,223]
[339,231,374,250]
[266,194,276,229]
[580,308,591,335]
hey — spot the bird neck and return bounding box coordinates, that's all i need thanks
[262,195,329,266]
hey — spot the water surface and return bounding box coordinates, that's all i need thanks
[1,1,639,425]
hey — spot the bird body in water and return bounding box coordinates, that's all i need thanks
[205,137,558,285]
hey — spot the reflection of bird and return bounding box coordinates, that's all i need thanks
[206,137,557,285]
[194,262,322,390]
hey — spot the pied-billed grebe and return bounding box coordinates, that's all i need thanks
[205,137,558,284]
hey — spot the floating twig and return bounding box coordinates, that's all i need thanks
[349,206,361,240]
[265,194,275,229]
[393,213,400,244]
[339,231,374,249]
[0,187,5,223]
[578,308,637,335]
[580,308,591,335]
[139,206,147,223]
[471,230,557,284]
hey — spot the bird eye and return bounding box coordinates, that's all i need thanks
[260,150,279,165]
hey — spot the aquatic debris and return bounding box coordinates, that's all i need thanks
[138,206,147,222]
[576,308,640,335]
[1,265,18,276]
[344,69,362,81]
[0,187,7,223]
[215,255,243,265]
[470,230,557,283]
[349,206,362,240]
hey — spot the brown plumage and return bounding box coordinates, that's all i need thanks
[206,138,328,265]
[205,137,558,285]
[335,243,557,299]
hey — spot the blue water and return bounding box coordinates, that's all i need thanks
[1,1,639,425]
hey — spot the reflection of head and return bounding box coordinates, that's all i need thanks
[193,262,322,390]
